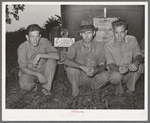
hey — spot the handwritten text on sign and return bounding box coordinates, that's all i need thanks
[54,38,75,47]
[93,18,118,44]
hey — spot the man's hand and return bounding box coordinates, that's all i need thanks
[33,54,41,67]
[129,63,138,72]
[36,72,47,83]
[86,67,96,77]
[80,66,96,77]
[119,66,128,74]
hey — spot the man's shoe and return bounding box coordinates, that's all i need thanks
[126,90,134,97]
[115,85,124,95]
[42,88,51,96]
[72,84,79,97]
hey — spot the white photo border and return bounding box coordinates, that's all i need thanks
[2,1,148,121]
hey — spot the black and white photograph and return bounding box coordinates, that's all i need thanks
[2,1,148,121]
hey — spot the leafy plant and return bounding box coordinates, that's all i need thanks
[6,4,25,24]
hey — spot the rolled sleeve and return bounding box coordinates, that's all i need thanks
[131,36,142,58]
[17,47,28,68]
[104,45,115,65]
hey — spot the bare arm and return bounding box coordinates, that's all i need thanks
[109,63,119,72]
[94,64,106,75]
[132,37,143,65]
[133,54,143,66]
[64,57,93,75]
[64,57,83,69]
[39,52,60,60]
[33,52,60,65]
[129,54,143,72]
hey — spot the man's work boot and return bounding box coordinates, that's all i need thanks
[72,82,79,97]
[115,82,124,95]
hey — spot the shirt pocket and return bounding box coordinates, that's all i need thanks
[124,51,132,64]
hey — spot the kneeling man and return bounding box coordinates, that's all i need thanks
[104,20,143,95]
[17,24,59,96]
[64,20,110,96]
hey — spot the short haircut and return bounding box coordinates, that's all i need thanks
[26,24,41,35]
[112,19,128,30]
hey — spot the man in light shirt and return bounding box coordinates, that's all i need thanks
[104,20,143,96]
[17,24,59,96]
[64,20,110,96]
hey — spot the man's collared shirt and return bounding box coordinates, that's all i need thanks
[17,38,58,75]
[66,39,106,68]
[104,35,142,68]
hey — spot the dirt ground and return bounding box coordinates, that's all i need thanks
[6,64,144,109]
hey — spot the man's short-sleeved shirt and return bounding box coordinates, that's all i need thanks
[66,40,106,68]
[104,35,142,68]
[17,38,58,74]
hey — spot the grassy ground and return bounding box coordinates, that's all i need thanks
[6,61,145,109]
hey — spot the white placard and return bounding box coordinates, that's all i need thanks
[93,17,119,44]
[54,38,75,47]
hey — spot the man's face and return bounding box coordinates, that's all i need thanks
[26,30,41,47]
[80,30,95,43]
[113,25,127,43]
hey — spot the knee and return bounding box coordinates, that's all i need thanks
[110,71,123,85]
[99,71,110,82]
[19,74,33,91]
[46,59,57,68]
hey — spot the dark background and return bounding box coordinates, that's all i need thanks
[61,5,144,43]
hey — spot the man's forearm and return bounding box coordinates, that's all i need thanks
[94,64,106,75]
[133,54,143,66]
[109,64,119,72]
[40,52,60,60]
[20,67,37,77]
[64,58,83,69]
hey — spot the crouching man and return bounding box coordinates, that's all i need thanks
[17,24,59,96]
[64,20,110,97]
[104,20,143,96]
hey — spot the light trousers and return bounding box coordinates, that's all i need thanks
[19,59,57,91]
[66,67,110,96]
[109,64,144,92]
